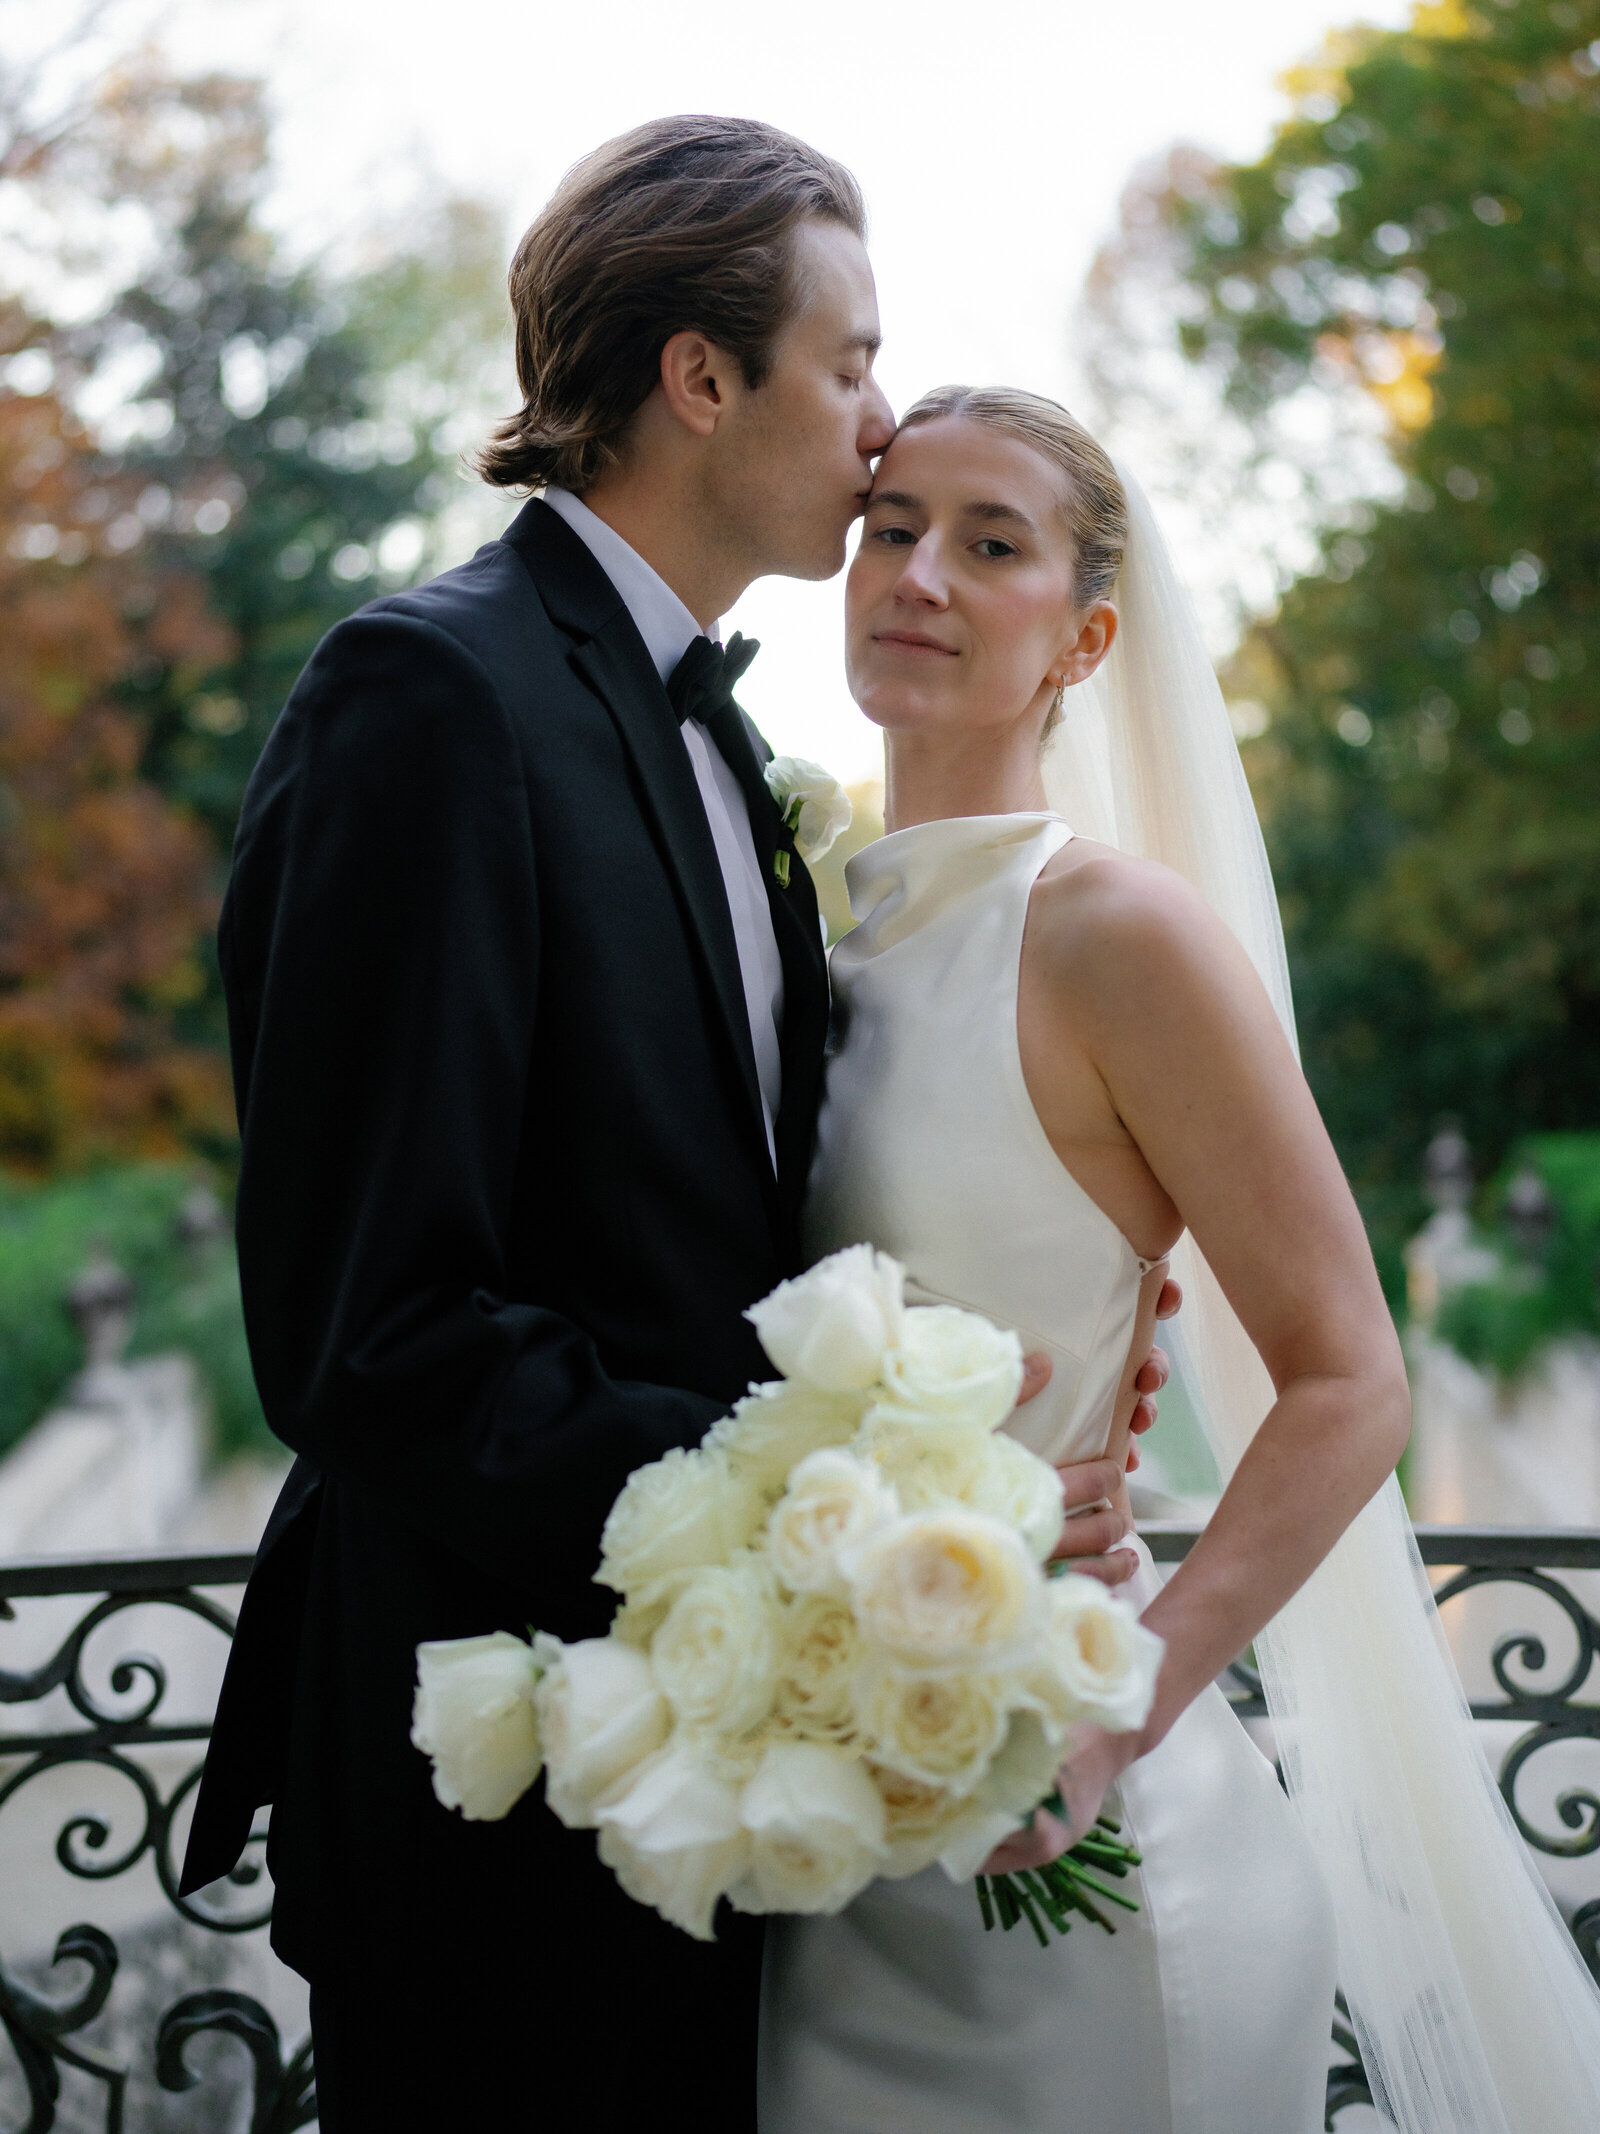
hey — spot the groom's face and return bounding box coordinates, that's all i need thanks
[705,220,894,583]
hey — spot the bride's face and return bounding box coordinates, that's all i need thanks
[846,416,1106,741]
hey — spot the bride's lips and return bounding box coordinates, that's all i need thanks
[873,630,958,657]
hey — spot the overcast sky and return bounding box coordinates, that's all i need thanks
[153,0,1413,780]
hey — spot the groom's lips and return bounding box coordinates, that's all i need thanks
[874,630,958,656]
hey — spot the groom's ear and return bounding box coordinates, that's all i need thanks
[658,330,739,441]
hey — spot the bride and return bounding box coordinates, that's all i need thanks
[761,387,1600,2132]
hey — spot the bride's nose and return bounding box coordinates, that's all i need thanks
[893,533,949,609]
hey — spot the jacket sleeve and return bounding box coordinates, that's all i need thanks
[223,609,723,1601]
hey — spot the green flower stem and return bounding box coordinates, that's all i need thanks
[975,1810,1144,1948]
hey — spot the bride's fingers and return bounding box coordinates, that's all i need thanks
[981,1806,1073,1875]
[1155,1277,1182,1321]
[1062,1547,1138,1588]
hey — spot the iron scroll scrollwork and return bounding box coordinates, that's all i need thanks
[0,1548,314,2131]
[1142,1521,1600,2128]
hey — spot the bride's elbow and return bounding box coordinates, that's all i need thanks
[1365,1362,1412,1477]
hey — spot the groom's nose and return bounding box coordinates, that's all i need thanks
[859,379,896,463]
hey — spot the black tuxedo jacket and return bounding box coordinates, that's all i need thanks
[181,500,830,2127]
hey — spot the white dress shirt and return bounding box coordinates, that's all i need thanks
[542,486,784,1165]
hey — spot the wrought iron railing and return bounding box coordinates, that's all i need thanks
[1,1529,1597,2131]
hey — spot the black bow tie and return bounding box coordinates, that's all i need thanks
[667,632,760,729]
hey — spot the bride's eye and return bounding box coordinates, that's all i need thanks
[974,537,1017,560]
[872,525,917,546]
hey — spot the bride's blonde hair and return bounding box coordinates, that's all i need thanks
[896,385,1128,736]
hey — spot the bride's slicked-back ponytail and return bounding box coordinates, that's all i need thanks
[897,385,1129,609]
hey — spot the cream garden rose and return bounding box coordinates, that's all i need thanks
[775,1594,864,1745]
[651,1556,783,1736]
[767,1449,900,1598]
[410,1632,542,1822]
[747,1244,905,1391]
[847,1507,1046,1668]
[598,1445,763,1600]
[532,1634,671,1829]
[1034,1574,1165,1735]
[854,1656,1013,1795]
[730,1740,887,1915]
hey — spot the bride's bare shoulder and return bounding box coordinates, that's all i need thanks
[1028,837,1257,1019]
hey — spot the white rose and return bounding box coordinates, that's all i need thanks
[968,1434,1066,1562]
[531,1634,670,1829]
[651,1556,783,1736]
[746,1244,905,1392]
[928,1711,1064,1881]
[728,1740,887,1915]
[853,1655,1012,1796]
[774,1595,864,1745]
[598,1445,763,1599]
[876,1305,1024,1433]
[767,1449,900,1599]
[595,1737,749,1942]
[846,1508,1046,1668]
[763,755,853,863]
[410,1632,542,1822]
[706,1380,867,1496]
[1034,1574,1165,1737]
[866,1762,980,1879]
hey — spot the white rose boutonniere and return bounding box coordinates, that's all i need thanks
[763,755,852,864]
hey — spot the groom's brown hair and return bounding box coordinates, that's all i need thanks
[479,116,865,494]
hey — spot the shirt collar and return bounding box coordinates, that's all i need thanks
[542,486,717,685]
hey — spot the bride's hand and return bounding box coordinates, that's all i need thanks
[978,1726,1144,1874]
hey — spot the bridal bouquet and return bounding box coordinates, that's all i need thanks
[412,1245,1163,1945]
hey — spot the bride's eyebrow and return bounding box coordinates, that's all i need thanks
[961,499,1036,533]
[866,488,920,512]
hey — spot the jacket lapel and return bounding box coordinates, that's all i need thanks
[501,503,776,1196]
[710,707,832,1229]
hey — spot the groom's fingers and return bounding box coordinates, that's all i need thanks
[1055,1456,1123,1512]
[1156,1277,1182,1320]
[1016,1350,1053,1406]
[1133,1345,1170,1398]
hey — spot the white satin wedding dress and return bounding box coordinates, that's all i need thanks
[759,809,1339,2134]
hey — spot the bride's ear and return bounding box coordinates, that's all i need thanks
[1055,599,1118,690]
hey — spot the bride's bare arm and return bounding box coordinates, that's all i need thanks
[997,848,1409,1859]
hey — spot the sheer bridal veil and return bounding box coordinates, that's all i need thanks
[1042,469,1600,2133]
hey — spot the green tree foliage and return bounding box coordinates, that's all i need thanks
[60,65,507,857]
[1436,1132,1600,1373]
[0,1162,267,1460]
[1090,1,1600,1278]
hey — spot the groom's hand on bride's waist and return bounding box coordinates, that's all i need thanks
[1020,1278,1181,1590]
[1046,1459,1136,1586]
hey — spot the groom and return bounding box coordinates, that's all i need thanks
[181,116,1157,2130]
